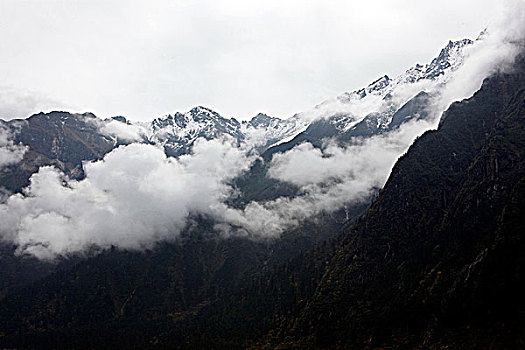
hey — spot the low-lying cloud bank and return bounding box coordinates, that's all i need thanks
[0,139,252,259]
[215,118,437,238]
[0,2,524,260]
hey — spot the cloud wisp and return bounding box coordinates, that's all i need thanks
[0,123,27,169]
[98,119,148,143]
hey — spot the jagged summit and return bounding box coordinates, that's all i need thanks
[28,111,97,121]
[109,116,130,124]
[424,38,473,79]
[401,38,473,83]
[143,107,308,153]
[145,107,243,156]
[340,38,473,103]
[366,74,391,93]
[187,106,230,122]
[151,106,230,129]
[247,113,280,128]
[189,105,216,114]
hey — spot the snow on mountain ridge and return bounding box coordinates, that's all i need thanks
[339,38,473,104]
[102,106,309,155]
[144,106,244,156]
[307,37,475,134]
[97,37,475,155]
[240,113,309,150]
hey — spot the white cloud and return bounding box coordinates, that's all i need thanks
[98,119,148,142]
[1,116,436,258]
[0,138,253,259]
[216,117,438,237]
[0,113,439,256]
[0,123,26,169]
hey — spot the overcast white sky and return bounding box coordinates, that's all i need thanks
[0,0,507,121]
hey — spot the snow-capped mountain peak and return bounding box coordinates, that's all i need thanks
[421,38,473,79]
[144,106,243,156]
[366,75,391,94]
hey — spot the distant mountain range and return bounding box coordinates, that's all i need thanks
[110,38,473,156]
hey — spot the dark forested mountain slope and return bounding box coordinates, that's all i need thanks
[264,56,525,349]
[0,212,353,349]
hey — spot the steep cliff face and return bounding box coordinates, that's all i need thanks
[277,57,525,349]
